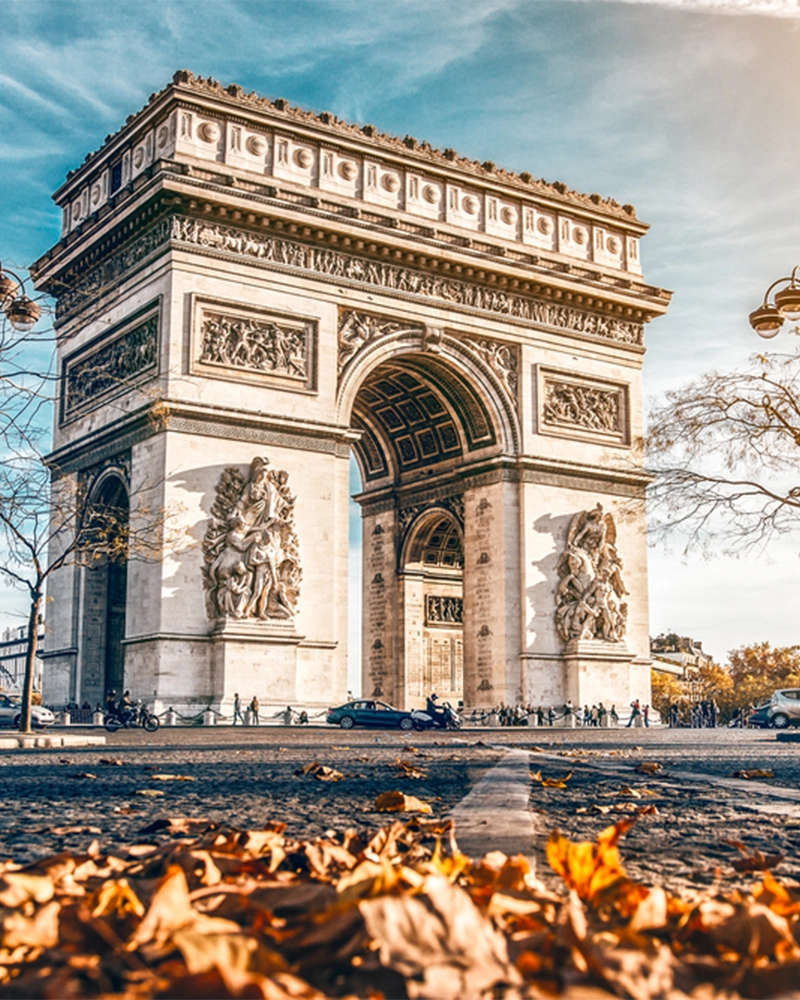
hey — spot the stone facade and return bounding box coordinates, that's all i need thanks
[33,71,670,715]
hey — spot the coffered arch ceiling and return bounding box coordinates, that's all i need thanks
[404,510,464,571]
[350,354,498,484]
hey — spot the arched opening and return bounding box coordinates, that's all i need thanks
[347,348,505,709]
[401,510,463,708]
[79,473,129,704]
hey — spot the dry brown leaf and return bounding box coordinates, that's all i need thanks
[150,773,196,782]
[360,874,521,1000]
[1,900,60,949]
[732,768,774,780]
[374,791,432,814]
[541,771,573,789]
[634,762,662,774]
[0,872,55,908]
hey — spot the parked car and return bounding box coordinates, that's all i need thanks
[767,689,800,729]
[0,694,55,729]
[745,701,772,729]
[327,699,414,730]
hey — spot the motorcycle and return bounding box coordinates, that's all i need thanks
[411,701,462,731]
[104,701,161,733]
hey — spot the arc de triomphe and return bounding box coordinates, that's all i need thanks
[34,72,670,717]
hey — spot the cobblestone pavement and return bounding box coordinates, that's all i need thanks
[1,725,799,897]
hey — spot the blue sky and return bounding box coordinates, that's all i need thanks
[2,0,800,676]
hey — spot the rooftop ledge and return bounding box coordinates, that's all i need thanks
[47,71,652,280]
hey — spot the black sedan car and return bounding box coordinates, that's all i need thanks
[745,702,772,729]
[327,699,414,730]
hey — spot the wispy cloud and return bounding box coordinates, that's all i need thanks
[567,0,800,16]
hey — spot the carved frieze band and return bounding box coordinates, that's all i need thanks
[195,303,315,390]
[426,595,463,625]
[63,313,159,421]
[539,369,629,445]
[55,213,645,346]
[55,218,172,319]
[168,217,643,345]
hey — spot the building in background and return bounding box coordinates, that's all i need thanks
[650,633,713,679]
[0,626,44,692]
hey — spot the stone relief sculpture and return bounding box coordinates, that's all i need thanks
[555,504,628,643]
[543,379,623,436]
[463,336,519,402]
[202,456,301,621]
[338,311,423,374]
[199,311,308,380]
[426,595,464,625]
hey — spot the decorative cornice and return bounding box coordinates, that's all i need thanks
[62,70,641,225]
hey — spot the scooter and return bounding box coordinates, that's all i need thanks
[410,702,462,731]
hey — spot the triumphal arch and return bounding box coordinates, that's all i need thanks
[34,71,670,717]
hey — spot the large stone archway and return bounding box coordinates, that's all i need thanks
[34,72,670,716]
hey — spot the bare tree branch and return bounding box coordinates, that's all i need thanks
[648,347,800,555]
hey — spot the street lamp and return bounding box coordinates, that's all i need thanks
[0,261,42,333]
[749,265,800,338]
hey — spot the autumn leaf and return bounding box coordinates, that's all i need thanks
[546,821,640,907]
[531,770,573,788]
[634,762,662,774]
[149,773,196,781]
[542,771,573,789]
[297,762,344,781]
[732,769,774,780]
[135,789,165,797]
[391,758,428,779]
[375,791,432,814]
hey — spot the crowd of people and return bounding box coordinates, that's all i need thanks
[666,699,720,728]
[465,701,646,727]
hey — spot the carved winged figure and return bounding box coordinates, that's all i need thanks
[555,503,628,643]
[202,456,301,622]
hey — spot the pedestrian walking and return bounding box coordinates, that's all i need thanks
[643,704,650,727]
[626,699,641,727]
[250,695,259,725]
[232,692,245,726]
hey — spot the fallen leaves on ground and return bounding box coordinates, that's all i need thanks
[725,839,786,873]
[295,762,345,782]
[732,768,775,780]
[0,815,799,999]
[390,757,428,779]
[634,762,663,774]
[149,773,196,782]
[374,790,432,814]
[531,770,573,789]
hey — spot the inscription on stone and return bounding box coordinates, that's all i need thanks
[367,516,391,699]
[472,495,495,696]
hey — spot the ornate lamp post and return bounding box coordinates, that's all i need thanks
[749,265,800,338]
[0,261,42,334]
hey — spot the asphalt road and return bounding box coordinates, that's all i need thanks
[1,725,798,895]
